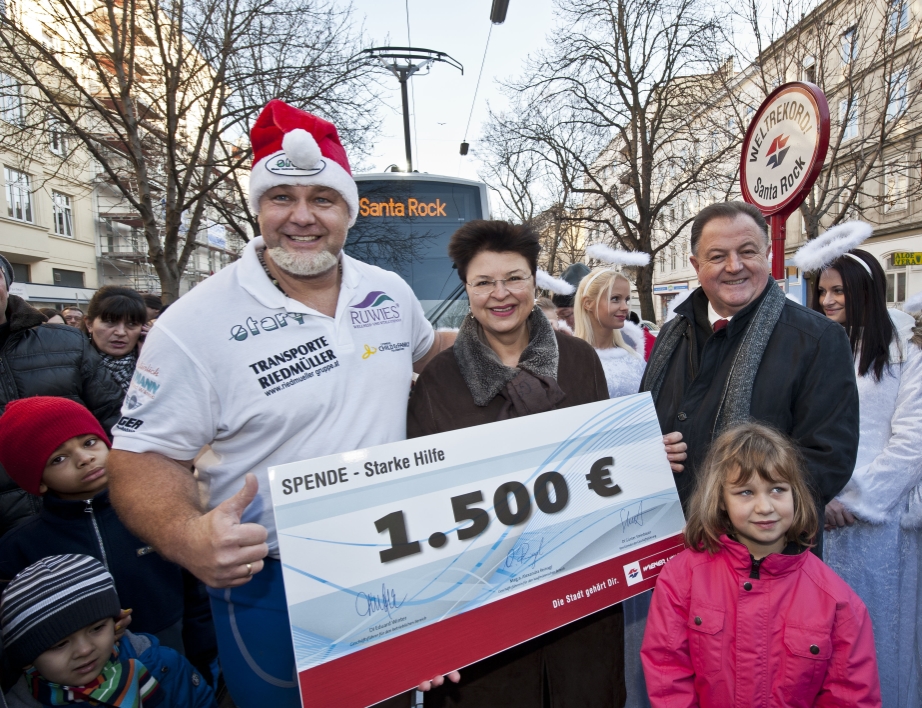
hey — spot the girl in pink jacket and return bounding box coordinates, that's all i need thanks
[641,422,881,708]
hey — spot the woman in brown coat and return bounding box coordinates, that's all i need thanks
[407,220,626,708]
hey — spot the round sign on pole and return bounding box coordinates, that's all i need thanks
[740,82,830,279]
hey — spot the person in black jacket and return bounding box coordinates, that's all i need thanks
[640,202,859,553]
[0,397,188,652]
[0,255,125,537]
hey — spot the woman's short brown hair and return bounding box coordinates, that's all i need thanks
[447,220,540,283]
[684,422,818,554]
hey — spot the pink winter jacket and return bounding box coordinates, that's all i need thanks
[640,535,881,708]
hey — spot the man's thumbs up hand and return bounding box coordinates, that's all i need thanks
[218,473,260,524]
[180,474,269,588]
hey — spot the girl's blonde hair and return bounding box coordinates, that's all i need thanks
[684,422,818,554]
[573,267,638,354]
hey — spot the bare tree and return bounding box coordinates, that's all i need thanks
[477,114,585,274]
[733,0,922,240]
[481,0,741,319]
[0,0,381,302]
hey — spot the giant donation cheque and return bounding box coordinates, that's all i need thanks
[268,393,685,707]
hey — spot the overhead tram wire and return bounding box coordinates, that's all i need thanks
[459,22,493,175]
[405,0,420,171]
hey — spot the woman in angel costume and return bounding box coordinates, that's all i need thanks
[569,246,654,399]
[794,222,922,708]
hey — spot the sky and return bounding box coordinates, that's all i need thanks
[346,0,557,184]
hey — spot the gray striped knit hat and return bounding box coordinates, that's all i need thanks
[1,555,121,668]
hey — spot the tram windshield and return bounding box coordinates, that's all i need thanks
[347,175,489,327]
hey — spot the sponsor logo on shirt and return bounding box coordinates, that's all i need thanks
[124,368,160,409]
[115,416,144,433]
[248,335,341,396]
[350,291,401,329]
[378,341,410,353]
[361,342,409,360]
[229,312,311,342]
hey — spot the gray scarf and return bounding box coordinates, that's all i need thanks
[643,283,787,436]
[98,348,138,392]
[453,308,564,418]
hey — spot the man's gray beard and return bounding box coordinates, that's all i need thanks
[267,246,339,277]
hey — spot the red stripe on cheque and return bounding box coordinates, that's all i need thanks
[299,533,686,707]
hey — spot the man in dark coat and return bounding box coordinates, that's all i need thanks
[640,202,859,553]
[0,255,125,536]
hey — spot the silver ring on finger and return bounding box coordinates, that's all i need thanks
[246,562,253,577]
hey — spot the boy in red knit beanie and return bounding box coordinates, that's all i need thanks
[0,397,217,683]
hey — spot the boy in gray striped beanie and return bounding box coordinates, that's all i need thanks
[1,554,120,679]
[1,554,217,707]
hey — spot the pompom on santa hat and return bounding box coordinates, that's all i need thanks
[248,99,359,225]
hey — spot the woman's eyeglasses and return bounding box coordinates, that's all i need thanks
[466,274,533,296]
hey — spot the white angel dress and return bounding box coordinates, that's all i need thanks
[595,320,648,399]
[824,309,922,708]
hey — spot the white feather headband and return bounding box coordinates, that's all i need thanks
[903,289,922,315]
[792,221,874,275]
[536,269,575,296]
[585,243,651,267]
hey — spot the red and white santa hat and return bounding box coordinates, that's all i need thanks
[248,99,358,225]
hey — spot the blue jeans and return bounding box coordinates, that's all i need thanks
[208,558,300,708]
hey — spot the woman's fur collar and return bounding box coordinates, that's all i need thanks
[454,307,559,406]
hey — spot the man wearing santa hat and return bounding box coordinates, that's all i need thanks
[106,100,455,707]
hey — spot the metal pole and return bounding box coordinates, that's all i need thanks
[399,71,413,172]
[770,214,786,281]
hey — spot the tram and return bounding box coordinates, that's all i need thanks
[349,173,491,328]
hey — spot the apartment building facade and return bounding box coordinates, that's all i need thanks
[650,0,922,322]
[0,1,243,310]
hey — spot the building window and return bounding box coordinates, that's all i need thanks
[840,99,859,140]
[886,271,907,304]
[883,162,908,212]
[889,0,910,34]
[40,27,60,55]
[803,56,816,84]
[52,191,74,237]
[48,115,68,156]
[10,262,29,282]
[658,255,665,273]
[887,69,909,121]
[0,72,22,124]
[52,268,84,287]
[670,249,677,270]
[4,167,32,222]
[885,254,912,305]
[841,28,858,65]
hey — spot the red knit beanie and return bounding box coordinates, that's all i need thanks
[0,397,110,495]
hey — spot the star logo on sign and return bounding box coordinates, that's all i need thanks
[766,134,790,169]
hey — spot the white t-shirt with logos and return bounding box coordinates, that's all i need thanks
[111,237,435,553]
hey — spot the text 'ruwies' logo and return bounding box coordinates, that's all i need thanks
[350,291,401,329]
[765,134,789,169]
[353,291,395,309]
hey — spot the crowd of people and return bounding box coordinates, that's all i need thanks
[0,98,920,708]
